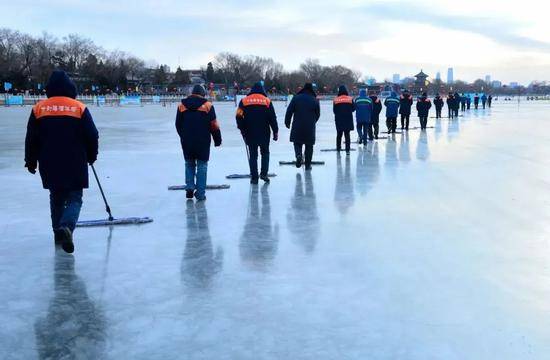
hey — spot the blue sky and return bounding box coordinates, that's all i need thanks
[4,0,550,84]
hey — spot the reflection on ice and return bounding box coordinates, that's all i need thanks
[240,185,279,271]
[34,252,106,360]
[355,142,380,197]
[334,154,355,215]
[181,202,223,291]
[416,131,430,161]
[399,132,411,163]
[287,172,319,254]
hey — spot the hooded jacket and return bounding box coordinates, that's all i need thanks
[384,92,400,118]
[25,70,98,190]
[333,85,355,132]
[434,95,444,109]
[236,82,278,146]
[399,92,413,115]
[355,89,373,124]
[416,94,432,117]
[176,93,221,161]
[285,83,321,145]
[370,94,382,122]
[446,94,455,109]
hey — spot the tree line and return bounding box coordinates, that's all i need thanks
[0,28,360,94]
[1,27,540,95]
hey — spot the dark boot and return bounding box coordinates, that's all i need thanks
[305,164,312,171]
[296,155,303,168]
[59,227,74,254]
[186,190,194,199]
[260,175,270,183]
[250,177,259,184]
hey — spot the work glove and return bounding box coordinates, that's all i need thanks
[87,156,97,165]
[214,140,222,147]
[25,162,36,174]
[285,123,290,129]
[273,133,278,141]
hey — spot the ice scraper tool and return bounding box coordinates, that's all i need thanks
[76,164,153,227]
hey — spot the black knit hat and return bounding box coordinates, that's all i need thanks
[192,84,206,97]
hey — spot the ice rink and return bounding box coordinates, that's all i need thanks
[1,100,550,359]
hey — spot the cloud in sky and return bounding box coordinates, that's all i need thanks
[4,0,550,83]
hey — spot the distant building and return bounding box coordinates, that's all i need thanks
[485,75,491,84]
[447,67,454,84]
[392,74,400,84]
[414,70,429,94]
[436,71,441,81]
[365,77,376,86]
[491,80,502,88]
[509,82,519,88]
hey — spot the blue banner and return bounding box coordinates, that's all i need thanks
[6,95,23,105]
[119,96,141,106]
[4,82,12,91]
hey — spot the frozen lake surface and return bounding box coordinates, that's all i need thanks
[1,100,550,359]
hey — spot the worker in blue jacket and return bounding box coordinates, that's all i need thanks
[384,92,400,134]
[25,70,99,253]
[354,88,372,144]
[481,94,487,109]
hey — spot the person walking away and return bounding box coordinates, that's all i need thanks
[434,93,444,119]
[25,70,99,254]
[285,83,320,170]
[176,85,222,201]
[481,93,487,109]
[474,93,480,109]
[333,85,355,154]
[466,95,471,109]
[399,89,413,130]
[453,92,460,117]
[384,91,400,133]
[236,81,278,184]
[460,93,467,111]
[488,95,493,108]
[369,92,382,140]
[354,88,372,144]
[416,92,432,130]
[446,93,455,119]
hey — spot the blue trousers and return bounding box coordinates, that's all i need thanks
[186,160,208,199]
[356,123,368,142]
[50,189,83,232]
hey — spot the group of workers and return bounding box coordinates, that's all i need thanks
[24,70,492,254]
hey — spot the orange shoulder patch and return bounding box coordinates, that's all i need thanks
[334,95,353,105]
[33,97,86,119]
[198,101,212,113]
[242,94,270,107]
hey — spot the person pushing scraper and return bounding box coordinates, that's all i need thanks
[24,70,99,254]
[236,81,279,184]
[176,85,222,201]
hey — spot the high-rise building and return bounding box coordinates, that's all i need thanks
[509,82,519,88]
[485,75,491,84]
[392,74,400,84]
[491,80,502,88]
[447,68,454,84]
[436,71,441,81]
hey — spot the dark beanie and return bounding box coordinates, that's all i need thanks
[192,84,206,97]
